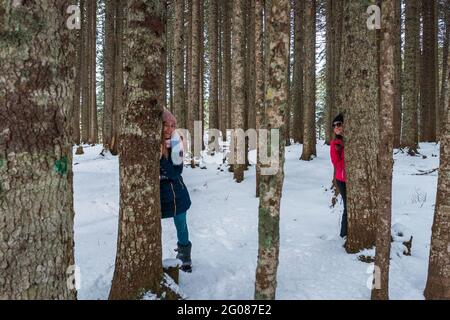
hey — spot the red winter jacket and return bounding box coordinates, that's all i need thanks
[330,138,346,182]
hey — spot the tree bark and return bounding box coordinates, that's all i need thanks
[223,0,232,133]
[167,1,174,113]
[333,0,344,115]
[186,0,192,130]
[300,0,316,161]
[104,0,116,150]
[325,0,334,145]
[231,0,246,183]
[111,0,124,156]
[438,6,450,139]
[174,0,186,129]
[188,0,200,165]
[424,66,450,300]
[340,0,379,253]
[88,0,98,145]
[218,0,226,137]
[0,0,77,299]
[81,0,90,144]
[292,0,304,144]
[248,0,257,132]
[109,0,166,300]
[285,2,291,147]
[199,0,204,147]
[208,0,219,132]
[73,0,83,146]
[401,0,420,154]
[254,0,288,300]
[420,0,438,142]
[255,0,264,197]
[371,0,395,300]
[393,0,402,148]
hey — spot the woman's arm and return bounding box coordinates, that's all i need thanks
[160,157,183,180]
[330,140,344,167]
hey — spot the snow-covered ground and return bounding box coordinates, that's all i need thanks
[73,141,439,300]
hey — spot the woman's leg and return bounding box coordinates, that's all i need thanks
[173,212,192,271]
[173,212,190,247]
[336,181,347,238]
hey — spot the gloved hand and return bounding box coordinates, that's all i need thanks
[170,130,184,165]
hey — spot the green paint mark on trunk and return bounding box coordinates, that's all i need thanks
[54,156,68,175]
[258,207,280,249]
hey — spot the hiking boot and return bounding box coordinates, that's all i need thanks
[176,241,192,272]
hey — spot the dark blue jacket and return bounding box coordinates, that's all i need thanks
[160,150,191,219]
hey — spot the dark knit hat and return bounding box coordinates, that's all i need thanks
[332,113,344,126]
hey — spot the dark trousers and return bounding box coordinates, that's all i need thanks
[336,180,347,238]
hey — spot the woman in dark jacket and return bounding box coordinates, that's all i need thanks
[160,110,192,272]
[330,113,347,238]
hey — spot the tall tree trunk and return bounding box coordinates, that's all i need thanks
[88,0,98,145]
[208,0,219,140]
[73,0,83,146]
[255,0,264,197]
[0,0,77,299]
[199,0,204,148]
[168,2,174,114]
[81,0,90,144]
[111,0,124,156]
[223,0,232,132]
[438,7,450,139]
[424,64,450,299]
[164,2,168,111]
[417,0,423,142]
[241,0,254,158]
[424,62,450,300]
[285,3,291,147]
[300,0,316,161]
[401,0,420,154]
[340,0,379,253]
[109,0,166,300]
[243,0,250,168]
[324,0,334,145]
[393,0,402,149]
[333,0,344,115]
[248,0,257,132]
[231,0,246,183]
[186,0,192,131]
[419,48,426,141]
[170,45,174,113]
[189,0,200,165]
[292,0,304,144]
[174,0,186,129]
[104,0,116,150]
[218,1,225,137]
[371,0,395,300]
[255,0,288,300]
[421,0,438,142]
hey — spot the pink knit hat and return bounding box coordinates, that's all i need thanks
[162,109,177,126]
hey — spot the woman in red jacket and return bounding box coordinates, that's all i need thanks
[330,114,347,238]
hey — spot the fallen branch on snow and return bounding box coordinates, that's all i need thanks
[412,168,439,176]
